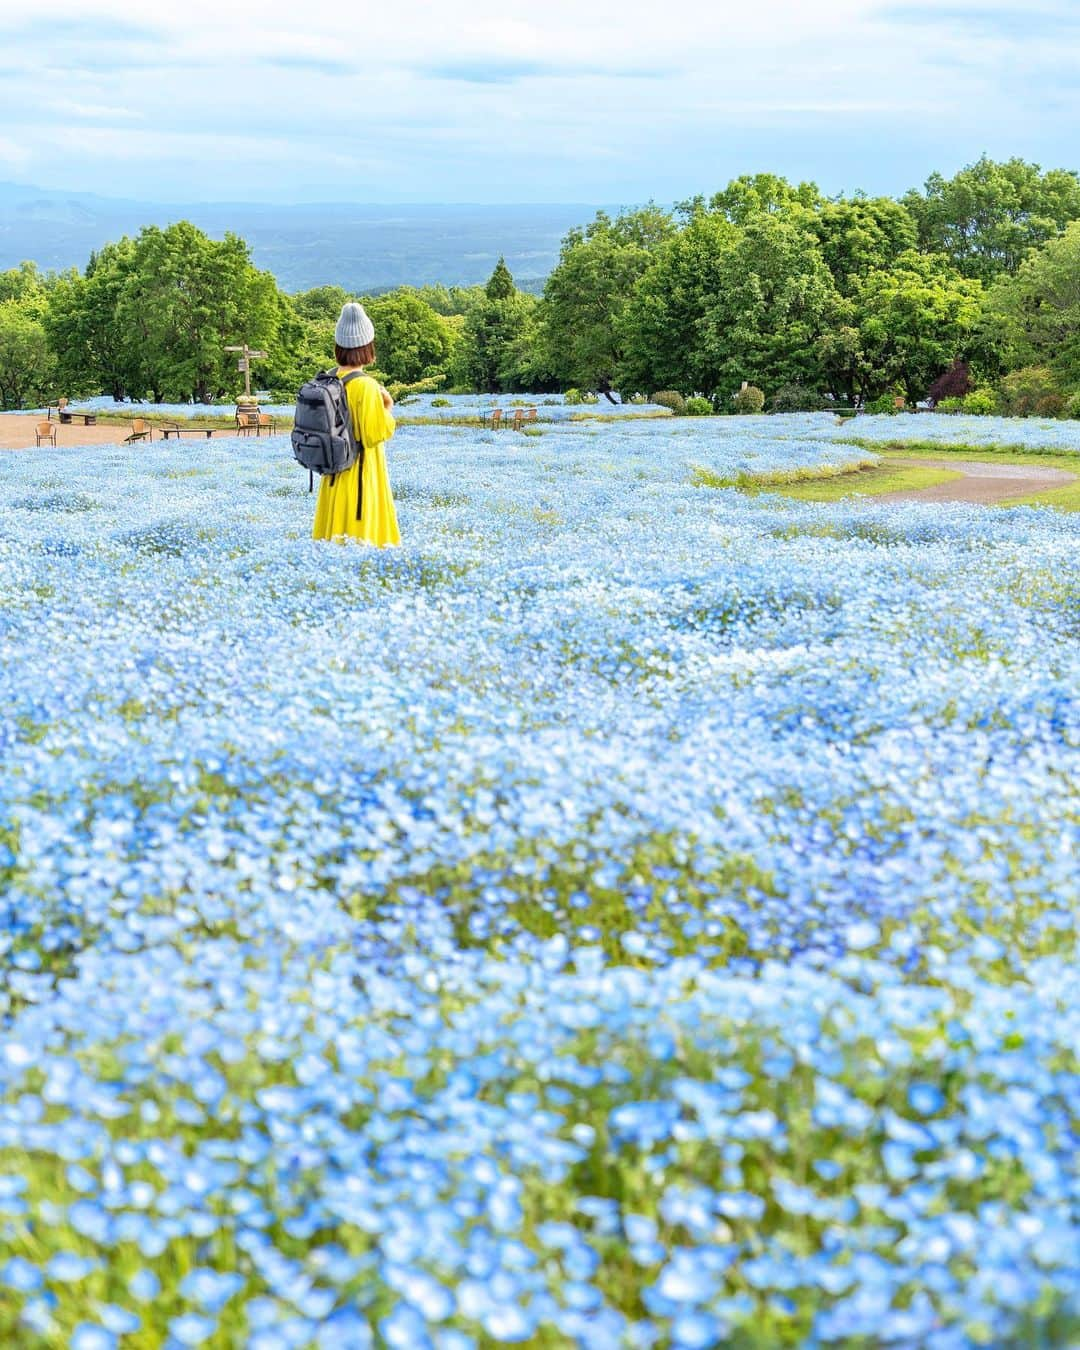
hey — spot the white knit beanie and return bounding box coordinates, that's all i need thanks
[335,302,375,349]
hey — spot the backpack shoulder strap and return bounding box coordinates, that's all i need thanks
[340,371,366,388]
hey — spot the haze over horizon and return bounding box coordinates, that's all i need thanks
[1,2,1078,205]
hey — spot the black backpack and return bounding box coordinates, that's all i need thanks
[291,370,365,516]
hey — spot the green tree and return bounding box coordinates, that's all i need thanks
[984,220,1080,389]
[540,206,674,389]
[694,173,822,225]
[44,240,139,400]
[456,260,540,392]
[290,285,350,323]
[813,197,919,294]
[620,213,838,399]
[117,223,282,403]
[0,261,48,305]
[844,250,983,404]
[0,299,57,409]
[365,289,455,383]
[618,212,740,394]
[904,156,1080,283]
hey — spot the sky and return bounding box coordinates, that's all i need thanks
[0,0,1077,205]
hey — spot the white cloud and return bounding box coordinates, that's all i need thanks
[0,2,1076,200]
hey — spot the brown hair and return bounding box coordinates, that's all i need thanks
[335,341,375,368]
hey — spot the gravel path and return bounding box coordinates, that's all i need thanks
[878,457,1077,505]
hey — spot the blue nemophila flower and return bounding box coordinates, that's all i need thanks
[0,420,1077,1347]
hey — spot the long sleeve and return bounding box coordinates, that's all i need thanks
[350,376,395,448]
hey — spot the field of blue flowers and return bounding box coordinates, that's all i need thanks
[0,415,1077,1349]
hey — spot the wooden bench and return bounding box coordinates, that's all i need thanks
[482,408,503,430]
[160,422,228,440]
[59,410,97,426]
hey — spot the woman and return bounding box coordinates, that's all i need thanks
[312,302,401,546]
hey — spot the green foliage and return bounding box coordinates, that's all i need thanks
[732,383,766,414]
[864,393,902,414]
[813,197,919,293]
[962,388,1000,415]
[0,260,50,305]
[685,396,713,416]
[563,388,584,405]
[1066,392,1080,419]
[840,250,983,404]
[650,390,686,415]
[698,172,822,225]
[903,155,1080,283]
[365,289,455,384]
[289,284,350,322]
[984,220,1080,390]
[485,256,516,300]
[769,382,826,412]
[997,366,1065,417]
[431,397,451,407]
[540,206,674,389]
[454,261,545,393]
[0,297,57,409]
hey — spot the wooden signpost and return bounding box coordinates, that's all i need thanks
[225,343,268,400]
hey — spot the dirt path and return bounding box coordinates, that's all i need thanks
[877,457,1077,505]
[0,413,145,451]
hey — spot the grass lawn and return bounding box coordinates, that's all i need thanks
[698,438,1080,509]
[691,458,963,500]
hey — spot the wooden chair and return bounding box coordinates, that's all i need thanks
[510,409,524,432]
[35,421,56,447]
[124,419,152,444]
[523,407,538,426]
[47,397,69,423]
[236,409,260,436]
[483,408,503,430]
[257,412,276,436]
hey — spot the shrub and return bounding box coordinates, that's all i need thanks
[563,388,584,405]
[685,396,713,416]
[962,388,999,416]
[651,390,687,416]
[431,397,451,407]
[927,359,973,406]
[630,393,648,405]
[1065,392,1080,419]
[1035,393,1067,417]
[864,393,902,415]
[542,397,560,405]
[998,366,1062,417]
[732,384,765,415]
[769,383,825,413]
[581,392,600,405]
[935,397,965,414]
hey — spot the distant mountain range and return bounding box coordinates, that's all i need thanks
[0,183,607,295]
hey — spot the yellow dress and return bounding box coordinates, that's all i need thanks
[312,369,401,545]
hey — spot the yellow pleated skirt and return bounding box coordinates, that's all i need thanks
[312,443,401,546]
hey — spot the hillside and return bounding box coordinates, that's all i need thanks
[0,183,604,293]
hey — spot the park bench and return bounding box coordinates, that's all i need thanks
[482,408,503,430]
[59,409,97,426]
[124,419,153,444]
[160,421,229,440]
[35,421,56,447]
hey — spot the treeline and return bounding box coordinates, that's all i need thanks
[3,155,1080,413]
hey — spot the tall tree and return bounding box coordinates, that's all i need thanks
[0,299,56,409]
[813,197,919,294]
[45,240,139,400]
[840,250,983,404]
[540,206,674,389]
[903,156,1080,283]
[117,223,281,403]
[365,290,455,383]
[984,220,1080,389]
[457,260,537,392]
